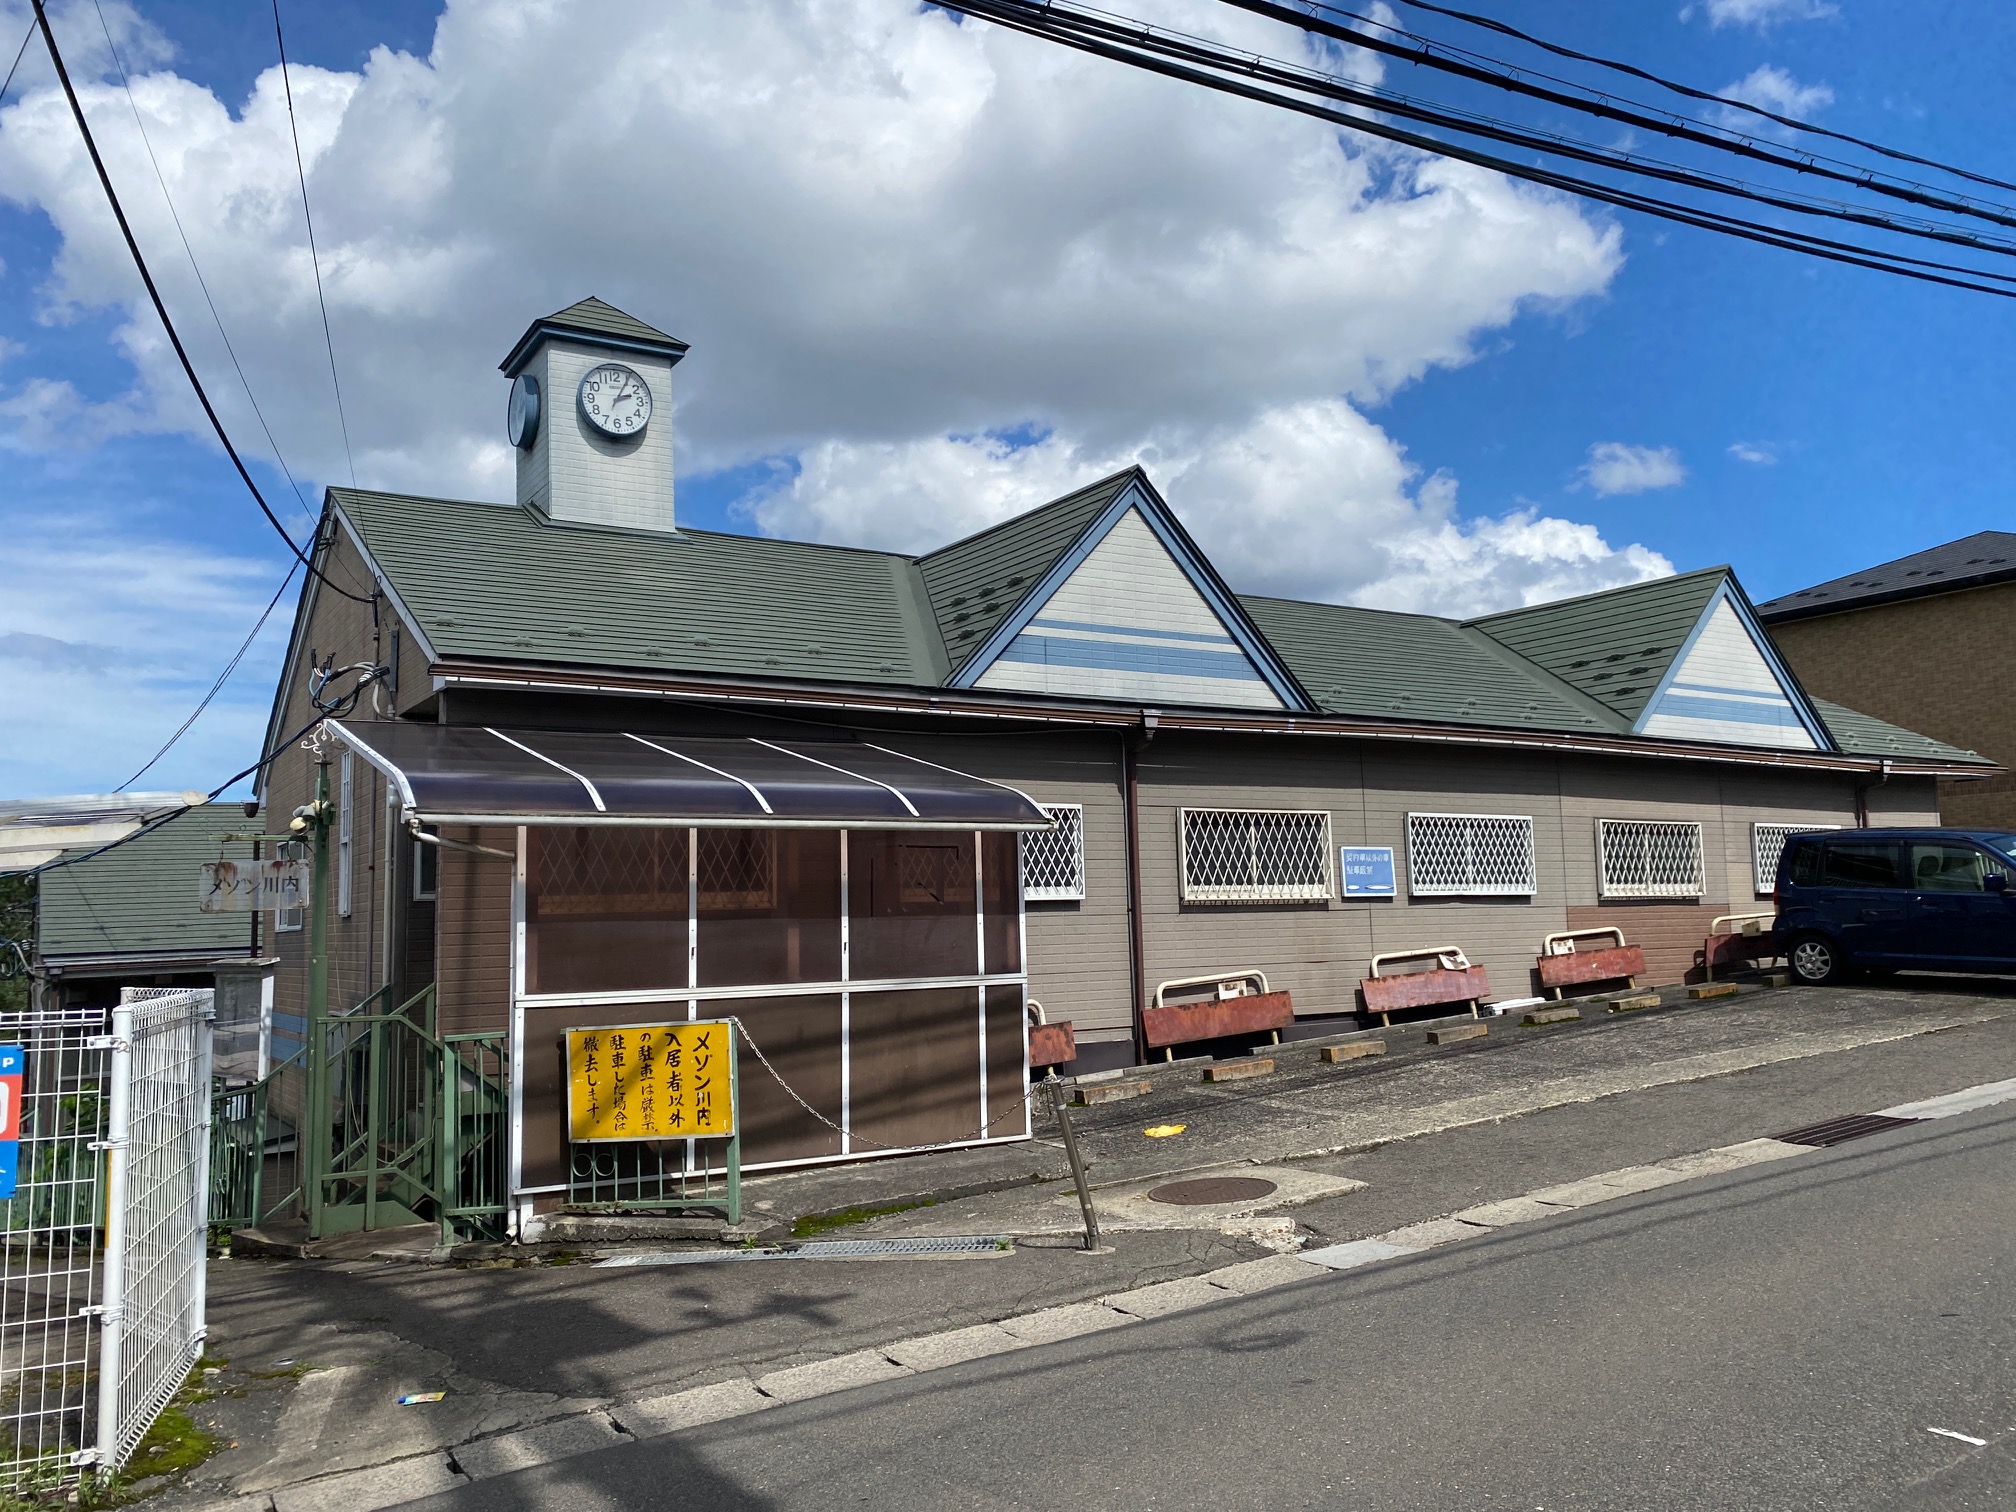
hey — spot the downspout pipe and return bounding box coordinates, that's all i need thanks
[1853,758,1894,827]
[1122,713,1159,1065]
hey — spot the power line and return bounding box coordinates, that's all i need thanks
[0,16,34,107]
[1218,0,2016,234]
[1385,0,2016,199]
[27,0,371,601]
[115,560,300,791]
[938,0,2016,298]
[991,1,2016,277]
[272,0,358,490]
[88,0,319,530]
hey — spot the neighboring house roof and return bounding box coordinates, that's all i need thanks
[1756,530,2016,623]
[1469,568,1725,727]
[318,480,1994,770]
[36,802,257,965]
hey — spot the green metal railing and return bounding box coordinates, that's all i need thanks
[209,984,510,1243]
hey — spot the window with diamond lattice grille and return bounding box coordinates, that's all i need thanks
[1752,822,1837,895]
[1180,808,1331,903]
[898,843,973,905]
[1598,819,1704,899]
[697,830,777,912]
[533,828,688,917]
[1022,804,1084,901]
[1405,813,1536,897]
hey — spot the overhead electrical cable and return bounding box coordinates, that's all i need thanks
[963,0,2016,277]
[1215,0,2016,232]
[1383,0,2016,199]
[27,0,370,600]
[114,560,300,791]
[88,0,318,529]
[934,0,2016,298]
[271,0,357,489]
[1019,2,2016,259]
[0,16,34,106]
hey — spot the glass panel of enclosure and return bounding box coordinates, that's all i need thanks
[696,829,842,987]
[848,830,979,981]
[526,828,687,994]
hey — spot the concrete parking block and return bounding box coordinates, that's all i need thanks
[1204,1058,1275,1083]
[1203,1254,1327,1294]
[272,1454,465,1512]
[1658,1138,1809,1179]
[1522,1007,1582,1026]
[755,1349,914,1404]
[1377,1217,1488,1249]
[1298,1238,1419,1271]
[997,1302,1135,1345]
[453,1413,627,1479]
[1319,1041,1386,1063]
[1427,1024,1487,1045]
[882,1323,1029,1371]
[1075,1080,1152,1106]
[1453,1195,1566,1227]
[621,1379,776,1436]
[1100,1276,1232,1319]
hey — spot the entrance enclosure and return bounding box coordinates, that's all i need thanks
[331,722,1049,1233]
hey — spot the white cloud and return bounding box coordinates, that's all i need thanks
[1728,441,1776,464]
[0,513,292,796]
[0,0,1671,760]
[751,400,1672,616]
[1685,0,1837,29]
[1578,441,1687,497]
[1713,65,1835,136]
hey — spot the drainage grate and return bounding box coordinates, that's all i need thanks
[1146,1176,1279,1206]
[1769,1113,1922,1148]
[594,1235,1010,1267]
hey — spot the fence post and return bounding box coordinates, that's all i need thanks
[305,751,331,1239]
[93,1002,135,1474]
[190,999,215,1356]
[438,1041,460,1247]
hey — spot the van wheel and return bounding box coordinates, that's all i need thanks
[1788,934,1846,986]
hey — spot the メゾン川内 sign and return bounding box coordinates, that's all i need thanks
[199,859,310,913]
[566,1021,737,1142]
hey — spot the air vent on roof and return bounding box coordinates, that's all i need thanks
[1605,653,1625,663]
[1615,687,1638,697]
[805,643,826,656]
[1006,575,1026,587]
[437,616,458,627]
[949,596,968,608]
[1591,672,1612,681]
[763,656,781,667]
[1994,558,2009,564]
[1628,666,1649,676]
[952,612,970,624]
[982,601,1000,614]
[1568,659,1590,669]
[565,625,588,639]
[879,664,895,674]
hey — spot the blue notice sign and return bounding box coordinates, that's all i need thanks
[1339,847,1396,898]
[0,1043,21,1200]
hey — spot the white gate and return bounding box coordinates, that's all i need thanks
[0,988,211,1491]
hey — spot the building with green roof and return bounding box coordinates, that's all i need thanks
[252,298,1993,1235]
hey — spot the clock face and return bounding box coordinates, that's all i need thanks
[507,373,541,448]
[577,362,652,438]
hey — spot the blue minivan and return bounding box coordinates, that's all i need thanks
[1774,828,2016,984]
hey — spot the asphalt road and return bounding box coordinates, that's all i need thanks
[406,1099,2016,1511]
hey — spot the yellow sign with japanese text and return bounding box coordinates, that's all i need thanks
[565,1021,736,1142]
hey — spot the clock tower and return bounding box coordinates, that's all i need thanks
[499,296,689,534]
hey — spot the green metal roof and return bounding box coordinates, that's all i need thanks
[321,481,1986,771]
[1469,568,1725,725]
[1239,596,1615,734]
[1807,699,1994,766]
[917,470,1139,677]
[36,803,257,963]
[336,489,950,688]
[499,297,689,375]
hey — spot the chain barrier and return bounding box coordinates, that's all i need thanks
[724,1014,1047,1154]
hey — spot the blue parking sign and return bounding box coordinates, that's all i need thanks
[1339,846,1396,898]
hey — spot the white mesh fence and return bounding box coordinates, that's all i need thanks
[1180,809,1332,902]
[1021,805,1084,901]
[100,989,211,1472]
[1406,813,1536,896]
[1598,820,1705,899]
[1753,822,1837,894]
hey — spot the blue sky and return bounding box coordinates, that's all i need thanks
[0,0,2008,800]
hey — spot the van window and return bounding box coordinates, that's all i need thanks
[1819,841,1900,888]
[1787,841,1822,886]
[1910,842,2009,893]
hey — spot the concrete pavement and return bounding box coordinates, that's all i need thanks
[155,977,2016,1509]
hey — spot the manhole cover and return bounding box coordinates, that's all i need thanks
[1145,1176,1279,1206]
